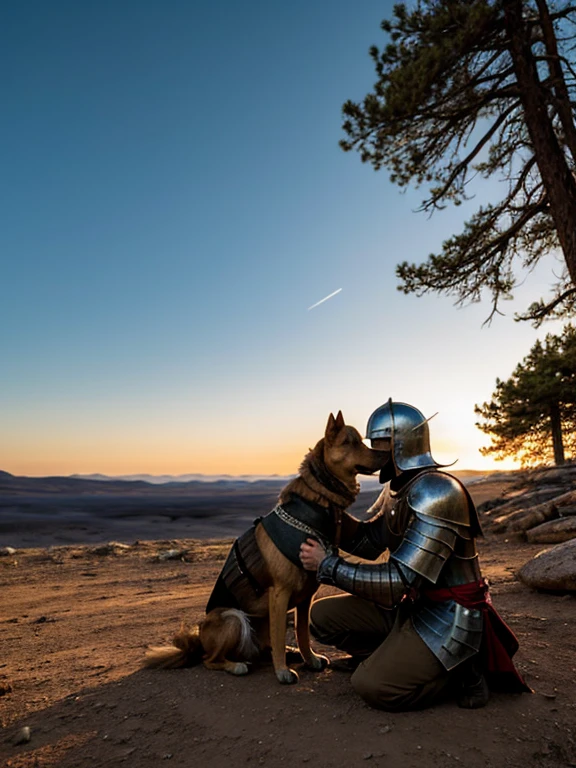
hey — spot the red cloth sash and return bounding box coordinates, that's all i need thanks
[422,578,531,693]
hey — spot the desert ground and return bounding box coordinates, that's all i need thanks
[1,475,575,768]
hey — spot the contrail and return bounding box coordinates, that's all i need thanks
[307,288,342,311]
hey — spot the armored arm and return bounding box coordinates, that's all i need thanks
[318,472,473,607]
[317,511,459,607]
[317,554,408,607]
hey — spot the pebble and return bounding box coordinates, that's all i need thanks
[0,682,13,696]
[156,549,189,561]
[0,546,17,556]
[13,726,31,745]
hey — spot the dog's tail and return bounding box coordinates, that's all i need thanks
[143,608,259,670]
[214,608,259,661]
[143,624,204,669]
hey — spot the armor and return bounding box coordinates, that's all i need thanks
[366,399,442,473]
[259,497,337,566]
[206,494,339,612]
[318,469,484,671]
[317,553,407,606]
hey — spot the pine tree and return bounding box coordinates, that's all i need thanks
[475,325,576,465]
[342,0,576,325]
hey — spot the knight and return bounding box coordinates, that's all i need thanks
[300,399,530,711]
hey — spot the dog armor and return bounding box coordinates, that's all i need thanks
[317,470,484,671]
[206,495,338,614]
[206,525,271,613]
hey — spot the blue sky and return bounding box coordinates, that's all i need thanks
[1,1,566,475]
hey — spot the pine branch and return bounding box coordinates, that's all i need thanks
[515,286,576,325]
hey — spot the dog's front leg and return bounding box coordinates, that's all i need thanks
[268,587,298,685]
[296,598,329,671]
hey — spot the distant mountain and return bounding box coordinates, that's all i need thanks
[0,469,298,497]
[0,468,495,498]
[69,472,295,484]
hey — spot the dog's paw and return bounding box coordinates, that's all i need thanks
[276,667,299,685]
[227,662,250,676]
[305,653,329,671]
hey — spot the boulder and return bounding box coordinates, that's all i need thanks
[527,516,576,544]
[492,489,576,534]
[517,538,576,592]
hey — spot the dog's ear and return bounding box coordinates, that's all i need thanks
[325,412,337,441]
[326,411,346,442]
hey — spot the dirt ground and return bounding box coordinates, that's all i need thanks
[1,479,576,768]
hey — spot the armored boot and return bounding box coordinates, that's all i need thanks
[456,656,489,709]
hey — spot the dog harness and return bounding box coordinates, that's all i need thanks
[205,494,340,613]
[259,496,337,566]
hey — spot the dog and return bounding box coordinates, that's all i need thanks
[144,411,387,684]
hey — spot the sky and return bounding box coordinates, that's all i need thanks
[1,0,568,477]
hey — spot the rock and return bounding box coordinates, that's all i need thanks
[89,542,130,556]
[0,546,17,556]
[0,681,13,696]
[156,549,190,561]
[90,544,115,556]
[517,539,576,593]
[13,726,31,745]
[493,489,576,534]
[527,517,576,544]
[526,465,576,485]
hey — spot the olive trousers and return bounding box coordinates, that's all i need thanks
[310,594,453,711]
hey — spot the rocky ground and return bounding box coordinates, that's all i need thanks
[1,475,576,768]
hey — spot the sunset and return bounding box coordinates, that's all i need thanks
[2,2,566,479]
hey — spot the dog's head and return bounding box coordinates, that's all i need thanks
[323,411,390,482]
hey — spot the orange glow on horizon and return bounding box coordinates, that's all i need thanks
[2,437,519,478]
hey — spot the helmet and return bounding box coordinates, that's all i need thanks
[366,399,444,473]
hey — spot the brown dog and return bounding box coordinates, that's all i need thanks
[144,411,386,684]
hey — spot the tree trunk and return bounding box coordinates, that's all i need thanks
[504,0,576,289]
[534,0,576,167]
[550,401,565,465]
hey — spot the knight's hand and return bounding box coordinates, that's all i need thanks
[366,487,390,518]
[299,538,327,571]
